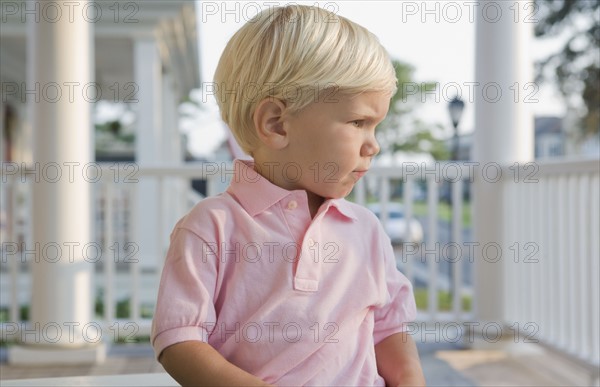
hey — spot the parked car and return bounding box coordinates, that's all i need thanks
[367,203,424,245]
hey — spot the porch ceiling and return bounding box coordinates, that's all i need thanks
[0,1,199,104]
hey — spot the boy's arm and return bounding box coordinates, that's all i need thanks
[160,341,272,387]
[374,332,426,387]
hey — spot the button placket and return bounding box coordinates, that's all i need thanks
[293,225,322,292]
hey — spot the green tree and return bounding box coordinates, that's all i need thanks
[378,60,449,160]
[535,0,599,138]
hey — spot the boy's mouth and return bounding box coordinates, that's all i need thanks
[352,170,368,179]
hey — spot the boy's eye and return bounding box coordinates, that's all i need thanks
[351,120,364,127]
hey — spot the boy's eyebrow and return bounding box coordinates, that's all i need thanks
[347,109,387,122]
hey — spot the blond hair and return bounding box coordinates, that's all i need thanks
[214,5,397,154]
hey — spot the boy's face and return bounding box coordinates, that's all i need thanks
[281,91,389,202]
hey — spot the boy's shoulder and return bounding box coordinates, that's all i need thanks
[173,192,241,237]
[332,199,387,236]
[336,199,392,239]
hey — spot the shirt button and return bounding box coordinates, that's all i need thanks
[287,200,298,210]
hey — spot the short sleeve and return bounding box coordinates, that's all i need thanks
[372,230,417,345]
[150,226,219,360]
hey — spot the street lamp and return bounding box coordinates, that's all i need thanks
[447,96,464,305]
[448,96,465,161]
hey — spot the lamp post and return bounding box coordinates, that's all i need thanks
[447,96,464,305]
[448,96,465,161]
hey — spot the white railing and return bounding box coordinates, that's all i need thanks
[0,161,474,334]
[2,158,598,375]
[501,159,600,373]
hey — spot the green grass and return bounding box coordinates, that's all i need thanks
[0,305,29,322]
[414,288,472,311]
[95,291,154,320]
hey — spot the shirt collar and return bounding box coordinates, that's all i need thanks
[319,197,358,221]
[227,159,357,221]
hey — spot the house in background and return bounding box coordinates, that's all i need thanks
[534,116,565,159]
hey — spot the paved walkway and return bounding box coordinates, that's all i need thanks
[0,342,594,386]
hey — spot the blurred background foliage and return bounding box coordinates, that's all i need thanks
[534,0,599,139]
[378,60,450,160]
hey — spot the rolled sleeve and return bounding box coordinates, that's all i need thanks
[373,233,417,345]
[150,227,219,359]
[152,326,210,359]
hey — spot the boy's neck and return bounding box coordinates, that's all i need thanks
[251,159,324,219]
[305,192,325,219]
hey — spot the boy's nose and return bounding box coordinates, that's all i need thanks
[361,136,380,157]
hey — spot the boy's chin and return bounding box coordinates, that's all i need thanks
[326,189,354,200]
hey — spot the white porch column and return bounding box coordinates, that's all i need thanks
[472,1,534,333]
[161,73,186,236]
[135,38,163,162]
[9,0,105,364]
[134,38,162,271]
[0,94,4,163]
[161,73,182,164]
[157,74,185,276]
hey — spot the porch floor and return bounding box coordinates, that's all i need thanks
[0,342,592,386]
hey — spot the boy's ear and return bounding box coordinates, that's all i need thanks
[253,98,289,150]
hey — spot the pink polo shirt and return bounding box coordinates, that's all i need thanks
[151,159,416,386]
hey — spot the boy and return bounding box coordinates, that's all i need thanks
[151,5,425,386]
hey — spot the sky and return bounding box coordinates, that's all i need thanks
[186,0,567,158]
